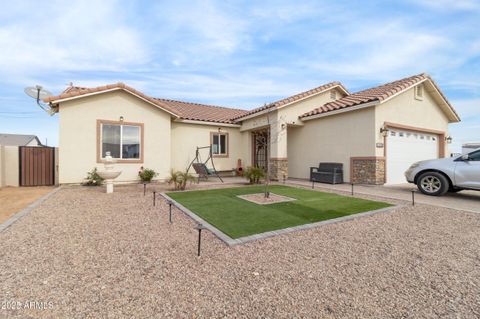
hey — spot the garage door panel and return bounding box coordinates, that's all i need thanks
[386,130,438,184]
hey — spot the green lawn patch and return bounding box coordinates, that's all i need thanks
[167,185,392,239]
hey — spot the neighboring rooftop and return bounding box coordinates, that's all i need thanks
[463,143,480,148]
[300,73,460,121]
[0,133,42,146]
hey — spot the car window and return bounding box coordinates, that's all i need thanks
[468,150,480,161]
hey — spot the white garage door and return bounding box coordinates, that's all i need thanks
[386,129,439,184]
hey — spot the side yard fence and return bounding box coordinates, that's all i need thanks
[0,145,59,187]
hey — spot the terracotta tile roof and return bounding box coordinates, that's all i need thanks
[62,85,88,94]
[300,73,459,120]
[44,82,247,124]
[232,81,349,120]
[45,83,184,117]
[154,98,248,124]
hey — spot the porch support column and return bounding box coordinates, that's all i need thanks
[269,120,288,181]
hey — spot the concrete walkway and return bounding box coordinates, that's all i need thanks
[287,179,480,213]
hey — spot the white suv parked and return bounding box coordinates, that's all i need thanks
[405,148,480,196]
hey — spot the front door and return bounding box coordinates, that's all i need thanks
[252,130,269,170]
[455,149,480,189]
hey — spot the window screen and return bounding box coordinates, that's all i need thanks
[101,123,141,159]
[102,125,121,158]
[212,133,227,155]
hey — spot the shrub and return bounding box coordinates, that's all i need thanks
[82,168,104,186]
[167,170,196,190]
[138,167,158,182]
[244,166,265,184]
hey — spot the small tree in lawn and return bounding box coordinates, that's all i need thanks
[251,104,287,198]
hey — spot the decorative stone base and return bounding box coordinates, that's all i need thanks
[269,158,288,181]
[351,157,385,185]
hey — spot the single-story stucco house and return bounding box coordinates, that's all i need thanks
[44,73,460,185]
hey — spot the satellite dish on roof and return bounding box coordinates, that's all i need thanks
[24,85,52,100]
[24,85,55,115]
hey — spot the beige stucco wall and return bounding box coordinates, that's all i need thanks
[58,90,172,184]
[240,88,345,132]
[288,107,376,181]
[171,122,249,172]
[240,88,346,160]
[374,85,450,157]
[0,145,19,187]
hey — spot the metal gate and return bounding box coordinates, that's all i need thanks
[19,146,55,186]
[252,129,269,170]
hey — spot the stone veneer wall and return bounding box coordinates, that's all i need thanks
[269,158,288,181]
[351,157,385,185]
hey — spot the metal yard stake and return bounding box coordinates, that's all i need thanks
[411,189,416,206]
[195,224,205,256]
[311,180,314,189]
[168,201,173,223]
[351,183,354,196]
[143,183,146,196]
[153,191,156,206]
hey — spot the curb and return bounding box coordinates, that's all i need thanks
[0,187,63,234]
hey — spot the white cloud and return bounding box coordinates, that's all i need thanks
[0,0,149,85]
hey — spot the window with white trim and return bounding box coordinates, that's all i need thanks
[212,133,228,156]
[101,123,141,159]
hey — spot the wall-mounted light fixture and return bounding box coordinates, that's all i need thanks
[445,136,453,144]
[119,116,124,122]
[281,123,286,129]
[380,127,390,137]
[218,127,222,133]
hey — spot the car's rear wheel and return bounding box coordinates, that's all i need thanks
[417,172,449,196]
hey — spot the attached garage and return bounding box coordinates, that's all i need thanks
[298,73,460,185]
[386,128,440,184]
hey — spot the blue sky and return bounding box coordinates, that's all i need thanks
[0,0,479,152]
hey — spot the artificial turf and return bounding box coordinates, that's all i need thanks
[166,185,392,239]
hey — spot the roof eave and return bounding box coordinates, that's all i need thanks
[174,118,242,127]
[46,87,180,118]
[422,80,461,123]
[234,84,348,122]
[378,78,460,123]
[300,100,379,121]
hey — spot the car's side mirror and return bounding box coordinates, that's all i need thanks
[461,154,470,161]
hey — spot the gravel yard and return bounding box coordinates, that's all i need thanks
[1,184,480,318]
[0,186,54,224]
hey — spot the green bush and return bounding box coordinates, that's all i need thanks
[138,167,158,182]
[83,168,104,186]
[244,166,265,184]
[167,170,196,190]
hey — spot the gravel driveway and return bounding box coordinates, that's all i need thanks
[1,184,479,318]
